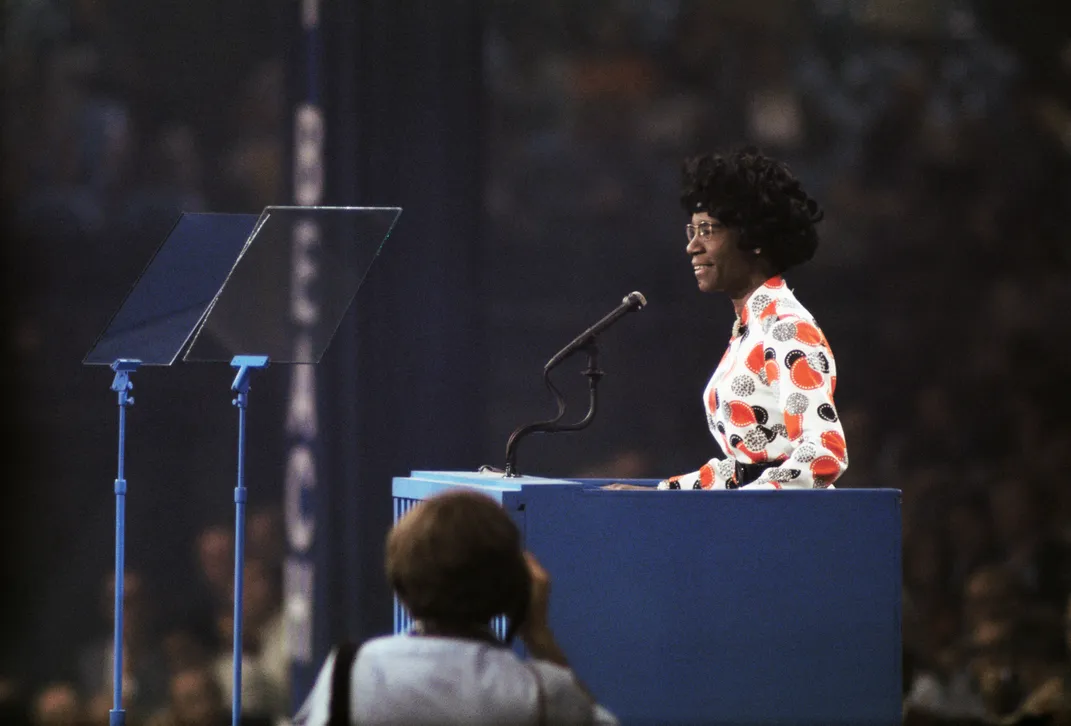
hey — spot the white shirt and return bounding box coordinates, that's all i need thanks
[293,634,619,726]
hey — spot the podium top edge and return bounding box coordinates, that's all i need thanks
[396,472,902,497]
[407,470,576,484]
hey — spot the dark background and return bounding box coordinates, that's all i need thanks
[3,0,1071,724]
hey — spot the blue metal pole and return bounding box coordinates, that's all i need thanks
[108,359,139,726]
[113,404,126,724]
[228,355,268,726]
[232,393,248,726]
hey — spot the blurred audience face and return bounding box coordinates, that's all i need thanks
[964,568,1021,630]
[32,683,79,726]
[197,525,234,596]
[915,386,954,434]
[169,668,223,726]
[840,407,874,472]
[964,619,1023,718]
[86,692,112,725]
[903,531,946,592]
[99,571,149,643]
[239,60,284,133]
[161,629,209,674]
[947,501,993,569]
[248,508,284,565]
[975,657,1025,720]
[972,618,1014,652]
[216,612,259,654]
[989,481,1040,549]
[157,124,202,189]
[1066,597,1071,657]
[241,558,279,629]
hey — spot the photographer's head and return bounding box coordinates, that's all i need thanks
[386,490,530,641]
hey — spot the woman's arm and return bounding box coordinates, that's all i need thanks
[741,317,847,489]
[656,459,735,490]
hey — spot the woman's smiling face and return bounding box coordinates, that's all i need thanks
[686,211,750,296]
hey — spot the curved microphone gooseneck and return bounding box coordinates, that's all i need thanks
[503,292,646,478]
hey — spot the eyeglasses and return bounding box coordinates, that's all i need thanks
[686,221,726,241]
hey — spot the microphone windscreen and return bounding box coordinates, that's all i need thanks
[626,291,647,310]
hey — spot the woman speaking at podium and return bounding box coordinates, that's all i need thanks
[617,149,848,491]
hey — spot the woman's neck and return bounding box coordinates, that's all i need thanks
[730,272,771,316]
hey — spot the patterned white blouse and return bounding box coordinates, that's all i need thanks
[659,276,848,490]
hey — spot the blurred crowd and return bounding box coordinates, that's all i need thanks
[6,508,288,725]
[487,2,1071,724]
[4,0,1071,724]
[4,0,291,723]
[4,0,287,350]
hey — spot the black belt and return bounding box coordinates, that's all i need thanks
[730,460,778,489]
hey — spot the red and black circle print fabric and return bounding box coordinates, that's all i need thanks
[659,276,848,491]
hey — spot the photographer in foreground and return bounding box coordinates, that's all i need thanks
[294,489,618,725]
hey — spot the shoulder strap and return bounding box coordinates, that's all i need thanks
[328,642,359,726]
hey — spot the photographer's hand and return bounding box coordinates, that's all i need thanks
[519,552,603,706]
[519,552,569,668]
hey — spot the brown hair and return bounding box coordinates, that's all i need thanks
[386,489,530,639]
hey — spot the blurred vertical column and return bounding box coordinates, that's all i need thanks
[283,0,487,709]
[283,0,326,707]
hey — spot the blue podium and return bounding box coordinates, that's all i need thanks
[392,471,901,726]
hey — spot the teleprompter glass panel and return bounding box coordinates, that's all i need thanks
[83,213,259,366]
[182,206,401,364]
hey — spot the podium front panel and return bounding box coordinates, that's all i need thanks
[391,473,901,726]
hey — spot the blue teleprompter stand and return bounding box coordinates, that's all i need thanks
[84,212,260,725]
[227,354,269,726]
[85,207,402,726]
[108,359,140,726]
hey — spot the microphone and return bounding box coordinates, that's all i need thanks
[545,292,647,371]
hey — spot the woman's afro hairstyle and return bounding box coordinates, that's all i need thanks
[681,148,824,273]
